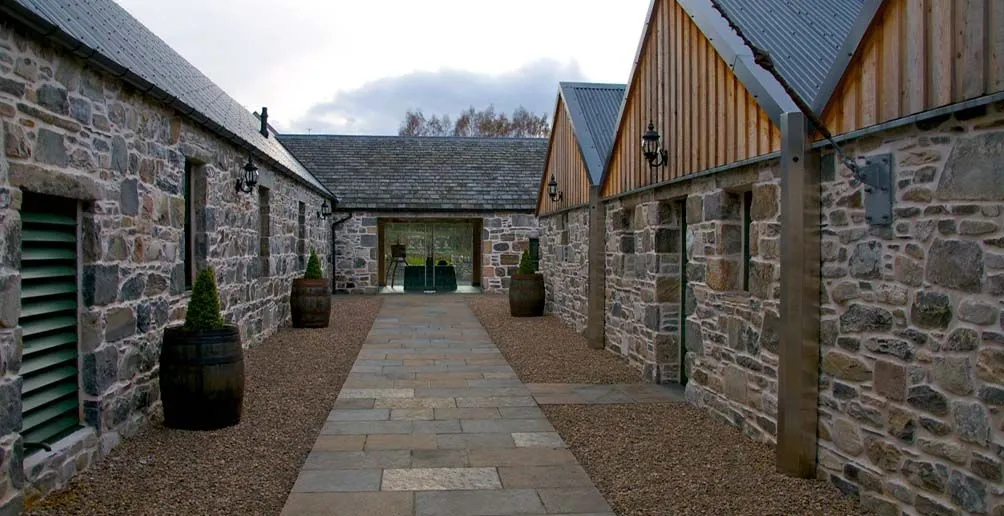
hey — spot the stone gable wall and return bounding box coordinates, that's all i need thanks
[0,22,331,512]
[539,207,589,334]
[333,211,537,294]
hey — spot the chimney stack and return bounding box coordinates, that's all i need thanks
[259,107,269,138]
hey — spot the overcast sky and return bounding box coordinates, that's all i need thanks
[113,0,650,135]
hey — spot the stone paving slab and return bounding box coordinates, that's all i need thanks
[281,296,622,515]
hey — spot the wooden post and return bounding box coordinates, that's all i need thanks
[777,111,820,478]
[586,185,607,349]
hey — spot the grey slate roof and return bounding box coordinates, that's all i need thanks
[1,0,332,197]
[559,82,625,184]
[711,0,883,114]
[277,135,548,212]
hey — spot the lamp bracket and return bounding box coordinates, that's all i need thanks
[849,153,893,226]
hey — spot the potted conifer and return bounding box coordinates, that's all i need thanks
[159,266,245,430]
[508,249,545,317]
[291,248,331,328]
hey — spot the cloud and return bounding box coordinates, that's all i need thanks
[283,59,585,135]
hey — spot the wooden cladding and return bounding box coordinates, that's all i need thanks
[601,0,781,198]
[537,97,591,215]
[822,0,1004,135]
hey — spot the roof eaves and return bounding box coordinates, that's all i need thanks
[0,1,336,200]
[809,0,885,114]
[559,84,604,185]
[681,0,799,125]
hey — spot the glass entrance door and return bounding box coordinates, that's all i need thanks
[383,220,475,292]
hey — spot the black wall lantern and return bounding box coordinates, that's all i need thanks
[317,198,335,219]
[236,150,259,194]
[642,120,668,168]
[547,174,563,202]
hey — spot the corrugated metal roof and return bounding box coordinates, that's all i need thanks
[278,135,547,212]
[559,82,625,184]
[6,0,332,197]
[711,0,880,113]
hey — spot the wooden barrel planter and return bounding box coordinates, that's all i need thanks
[290,278,331,328]
[509,273,545,317]
[159,325,245,430]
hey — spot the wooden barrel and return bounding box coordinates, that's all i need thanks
[290,278,332,328]
[159,325,245,430]
[509,273,545,317]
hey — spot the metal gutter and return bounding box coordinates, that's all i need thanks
[0,1,336,200]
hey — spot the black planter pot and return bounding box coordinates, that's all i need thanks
[509,273,545,317]
[159,325,245,430]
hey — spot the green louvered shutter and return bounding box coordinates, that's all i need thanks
[18,193,81,447]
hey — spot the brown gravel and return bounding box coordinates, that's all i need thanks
[468,294,639,383]
[542,403,869,516]
[26,295,382,516]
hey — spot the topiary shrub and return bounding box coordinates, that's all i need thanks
[304,248,323,280]
[517,249,535,275]
[184,267,225,330]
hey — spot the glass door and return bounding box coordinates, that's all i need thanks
[383,220,475,292]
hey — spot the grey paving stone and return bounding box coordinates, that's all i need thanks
[413,419,463,434]
[382,467,502,491]
[339,388,414,399]
[497,407,546,419]
[374,397,457,409]
[460,419,555,433]
[435,408,500,420]
[468,449,578,467]
[537,487,613,514]
[416,387,530,398]
[415,489,545,516]
[390,408,434,420]
[411,449,470,468]
[312,435,366,451]
[281,492,414,516]
[291,469,382,492]
[302,450,411,470]
[498,465,593,489]
[512,432,566,448]
[364,434,438,450]
[456,397,536,408]
[321,420,413,435]
[327,409,391,421]
[436,433,515,450]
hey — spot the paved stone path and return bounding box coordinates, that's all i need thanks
[281,295,679,515]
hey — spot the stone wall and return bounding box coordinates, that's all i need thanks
[815,105,1004,516]
[678,162,783,444]
[333,211,537,294]
[539,207,589,333]
[0,22,331,512]
[602,194,684,383]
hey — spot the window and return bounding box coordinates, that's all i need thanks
[742,190,753,291]
[560,213,569,246]
[183,160,193,289]
[298,201,306,269]
[529,237,540,271]
[259,187,270,276]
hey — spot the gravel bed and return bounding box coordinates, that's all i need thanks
[542,403,868,516]
[27,295,383,516]
[467,294,639,384]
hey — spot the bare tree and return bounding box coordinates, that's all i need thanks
[398,105,549,138]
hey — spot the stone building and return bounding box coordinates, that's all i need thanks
[536,82,624,344]
[279,135,547,294]
[538,0,1004,514]
[0,1,336,512]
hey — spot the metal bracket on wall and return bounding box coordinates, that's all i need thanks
[855,153,893,226]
